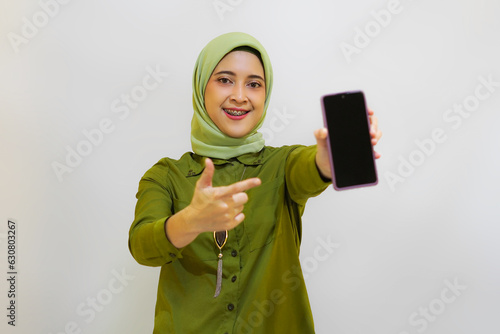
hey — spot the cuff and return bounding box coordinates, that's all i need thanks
[153,217,183,263]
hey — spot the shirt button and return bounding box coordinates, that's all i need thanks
[227,303,234,311]
[231,250,237,257]
[169,253,176,258]
[231,275,237,282]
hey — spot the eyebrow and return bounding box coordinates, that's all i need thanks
[213,70,265,82]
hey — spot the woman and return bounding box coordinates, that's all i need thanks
[129,32,382,333]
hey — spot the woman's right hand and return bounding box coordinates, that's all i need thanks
[188,158,261,232]
[165,158,261,248]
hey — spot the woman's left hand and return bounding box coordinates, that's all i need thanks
[314,108,382,180]
[368,108,383,156]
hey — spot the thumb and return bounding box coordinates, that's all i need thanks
[314,128,328,149]
[197,158,214,189]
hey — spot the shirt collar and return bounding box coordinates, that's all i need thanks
[186,148,267,177]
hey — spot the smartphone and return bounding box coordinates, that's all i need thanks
[321,91,378,190]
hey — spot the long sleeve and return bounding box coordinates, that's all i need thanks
[128,161,183,267]
[285,145,331,206]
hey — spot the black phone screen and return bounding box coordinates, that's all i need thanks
[322,91,378,190]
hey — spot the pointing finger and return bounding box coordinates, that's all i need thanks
[218,177,261,197]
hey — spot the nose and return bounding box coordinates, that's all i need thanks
[230,83,248,104]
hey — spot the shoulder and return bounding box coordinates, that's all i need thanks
[262,144,305,155]
[262,145,312,160]
[141,152,194,185]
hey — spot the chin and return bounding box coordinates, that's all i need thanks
[226,132,249,138]
[224,129,252,138]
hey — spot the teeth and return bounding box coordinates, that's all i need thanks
[224,109,248,116]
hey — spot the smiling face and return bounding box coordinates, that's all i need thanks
[204,50,266,138]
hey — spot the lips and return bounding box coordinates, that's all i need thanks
[223,108,250,120]
[224,108,249,116]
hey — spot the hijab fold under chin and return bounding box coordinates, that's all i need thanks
[190,32,273,159]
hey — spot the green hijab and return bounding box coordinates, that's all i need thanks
[191,32,273,159]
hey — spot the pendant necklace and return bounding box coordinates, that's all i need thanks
[213,165,247,298]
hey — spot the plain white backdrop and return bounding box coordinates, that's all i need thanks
[1,0,499,333]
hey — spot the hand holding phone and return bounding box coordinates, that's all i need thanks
[321,91,378,191]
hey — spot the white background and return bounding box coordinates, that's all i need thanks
[1,0,499,333]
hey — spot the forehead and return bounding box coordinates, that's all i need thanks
[213,51,265,76]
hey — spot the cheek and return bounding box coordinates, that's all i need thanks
[204,89,218,113]
[205,85,228,107]
[250,90,266,107]
[204,85,213,104]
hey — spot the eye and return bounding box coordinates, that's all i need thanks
[248,81,262,88]
[217,77,232,84]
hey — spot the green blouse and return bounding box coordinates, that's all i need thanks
[129,145,331,333]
